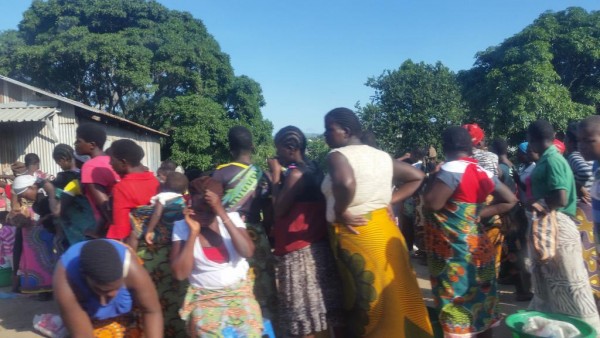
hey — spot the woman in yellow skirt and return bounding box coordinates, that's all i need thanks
[321,107,433,338]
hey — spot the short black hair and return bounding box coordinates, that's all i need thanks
[411,146,428,159]
[80,240,123,284]
[110,139,145,166]
[274,126,307,153]
[76,123,107,149]
[527,119,555,143]
[566,122,580,145]
[325,107,362,138]
[490,138,509,156]
[228,126,253,152]
[165,172,189,194]
[159,160,178,172]
[580,116,600,136]
[52,144,75,162]
[442,126,473,155]
[24,153,40,167]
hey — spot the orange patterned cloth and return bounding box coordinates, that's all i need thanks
[92,314,142,338]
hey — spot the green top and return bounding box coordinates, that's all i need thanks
[531,145,577,216]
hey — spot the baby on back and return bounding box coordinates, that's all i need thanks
[128,172,188,250]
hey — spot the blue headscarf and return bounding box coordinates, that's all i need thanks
[518,142,528,153]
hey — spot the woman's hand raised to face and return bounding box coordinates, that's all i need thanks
[204,190,225,214]
[267,158,282,183]
[183,207,201,233]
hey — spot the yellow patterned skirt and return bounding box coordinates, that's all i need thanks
[331,208,433,337]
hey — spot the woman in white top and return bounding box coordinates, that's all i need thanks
[320,107,433,338]
[170,176,263,337]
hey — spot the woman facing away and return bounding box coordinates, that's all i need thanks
[423,127,517,338]
[320,107,433,338]
[212,126,277,320]
[268,126,343,337]
[170,176,263,337]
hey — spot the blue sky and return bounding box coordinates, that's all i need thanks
[1,1,598,134]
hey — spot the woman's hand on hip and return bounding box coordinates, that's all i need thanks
[338,211,367,235]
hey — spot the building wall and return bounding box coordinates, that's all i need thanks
[0,81,162,175]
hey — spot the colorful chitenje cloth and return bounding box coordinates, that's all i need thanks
[425,158,500,337]
[330,208,433,338]
[572,202,600,302]
[179,280,264,337]
[19,224,56,293]
[130,202,188,337]
[55,185,96,246]
[92,314,142,338]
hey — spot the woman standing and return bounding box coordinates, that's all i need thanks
[564,121,600,304]
[321,107,432,338]
[268,126,343,337]
[170,176,263,337]
[528,120,600,331]
[423,127,517,337]
[212,126,277,320]
[9,175,58,296]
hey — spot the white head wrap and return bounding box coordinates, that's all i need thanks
[12,175,36,195]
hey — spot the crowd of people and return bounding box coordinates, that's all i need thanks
[1,108,600,338]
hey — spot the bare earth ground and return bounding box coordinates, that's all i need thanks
[0,257,526,337]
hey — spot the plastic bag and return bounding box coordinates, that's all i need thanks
[522,316,580,338]
[33,313,68,338]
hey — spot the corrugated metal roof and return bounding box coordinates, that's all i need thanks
[0,106,56,122]
[0,75,168,137]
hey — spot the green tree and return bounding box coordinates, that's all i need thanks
[359,60,467,155]
[305,136,330,172]
[0,0,273,170]
[459,7,598,142]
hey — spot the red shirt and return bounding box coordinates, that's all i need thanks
[106,171,159,240]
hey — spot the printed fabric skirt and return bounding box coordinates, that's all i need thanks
[245,221,278,321]
[130,205,188,338]
[425,201,500,338]
[529,211,600,333]
[179,280,263,337]
[331,208,433,338]
[19,225,56,293]
[276,241,344,336]
[573,202,600,303]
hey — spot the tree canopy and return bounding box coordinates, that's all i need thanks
[359,7,600,151]
[459,7,599,143]
[0,0,273,170]
[359,60,467,155]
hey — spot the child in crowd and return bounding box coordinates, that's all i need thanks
[74,124,120,237]
[127,172,188,250]
[108,139,159,241]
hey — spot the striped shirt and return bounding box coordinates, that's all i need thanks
[567,151,593,190]
[472,148,499,177]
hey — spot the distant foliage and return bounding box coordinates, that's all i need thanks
[306,136,330,172]
[0,0,273,170]
[358,60,467,155]
[458,7,599,143]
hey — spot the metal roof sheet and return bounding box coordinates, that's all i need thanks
[0,106,57,122]
[0,75,168,137]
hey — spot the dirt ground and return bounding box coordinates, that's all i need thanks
[0,257,527,337]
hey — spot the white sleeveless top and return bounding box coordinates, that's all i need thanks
[321,144,393,223]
